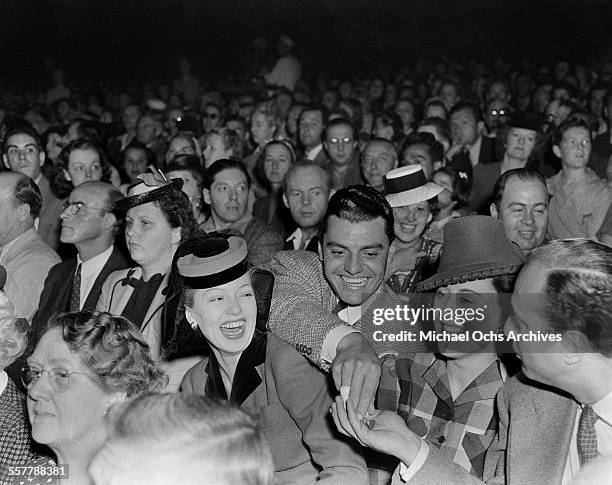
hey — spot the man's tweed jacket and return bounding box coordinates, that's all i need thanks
[268,250,429,370]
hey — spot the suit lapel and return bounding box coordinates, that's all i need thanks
[82,247,129,309]
[510,385,576,485]
[140,271,171,334]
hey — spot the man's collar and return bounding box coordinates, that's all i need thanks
[305,144,323,160]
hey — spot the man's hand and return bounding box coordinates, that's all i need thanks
[332,333,381,417]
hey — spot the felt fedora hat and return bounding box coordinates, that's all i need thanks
[384,165,443,208]
[417,215,524,291]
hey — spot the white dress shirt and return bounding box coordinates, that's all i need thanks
[76,246,114,310]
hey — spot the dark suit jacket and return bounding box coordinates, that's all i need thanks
[268,251,428,371]
[448,137,497,180]
[283,233,319,253]
[408,373,577,485]
[37,175,65,252]
[181,332,368,485]
[32,246,130,342]
[468,162,501,214]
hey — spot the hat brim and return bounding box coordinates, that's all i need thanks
[416,261,523,292]
[386,183,443,208]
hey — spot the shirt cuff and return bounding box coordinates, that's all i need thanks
[321,326,361,364]
[398,439,429,482]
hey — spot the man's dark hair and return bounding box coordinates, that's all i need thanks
[320,185,395,244]
[203,158,251,191]
[449,101,483,123]
[491,168,548,211]
[298,104,330,127]
[322,117,355,142]
[14,175,42,219]
[552,117,591,147]
[283,160,331,193]
[2,125,42,154]
[530,239,612,356]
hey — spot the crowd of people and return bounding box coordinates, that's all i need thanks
[0,35,612,484]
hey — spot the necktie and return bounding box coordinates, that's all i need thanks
[333,299,348,315]
[577,404,599,466]
[69,264,82,312]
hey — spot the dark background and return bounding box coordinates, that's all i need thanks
[1,0,611,86]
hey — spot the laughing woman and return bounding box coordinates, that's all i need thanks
[178,235,368,485]
[383,165,443,294]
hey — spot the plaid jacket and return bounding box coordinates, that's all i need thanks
[0,378,39,485]
[378,353,506,479]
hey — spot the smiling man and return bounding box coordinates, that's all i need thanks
[32,181,129,342]
[269,185,427,417]
[490,168,549,256]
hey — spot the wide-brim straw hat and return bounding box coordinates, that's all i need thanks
[384,165,443,208]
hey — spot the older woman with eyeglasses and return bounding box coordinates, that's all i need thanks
[1,295,40,485]
[17,311,167,485]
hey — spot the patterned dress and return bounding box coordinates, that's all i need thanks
[386,238,442,294]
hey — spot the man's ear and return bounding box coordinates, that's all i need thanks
[203,188,211,205]
[552,145,561,159]
[327,188,336,200]
[317,238,324,262]
[2,154,9,169]
[103,212,117,232]
[477,120,485,135]
[282,193,289,208]
[63,169,71,182]
[39,150,46,167]
[16,203,30,222]
[185,308,196,327]
[490,203,499,219]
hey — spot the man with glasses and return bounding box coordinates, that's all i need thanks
[0,172,59,321]
[322,118,364,189]
[2,126,65,251]
[201,103,222,135]
[32,181,129,343]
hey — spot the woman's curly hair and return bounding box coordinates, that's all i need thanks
[41,311,168,396]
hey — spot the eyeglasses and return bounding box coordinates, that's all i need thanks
[490,109,509,117]
[22,365,89,393]
[327,137,353,146]
[62,201,107,216]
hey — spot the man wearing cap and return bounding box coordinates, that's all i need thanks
[32,182,130,343]
[96,170,196,362]
[264,35,302,91]
[177,235,369,484]
[0,172,60,321]
[468,111,543,213]
[269,185,428,418]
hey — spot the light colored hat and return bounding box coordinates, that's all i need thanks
[146,99,167,112]
[384,165,443,208]
[176,235,249,289]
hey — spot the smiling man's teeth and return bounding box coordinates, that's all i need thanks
[401,224,416,231]
[221,321,244,329]
[341,276,367,286]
